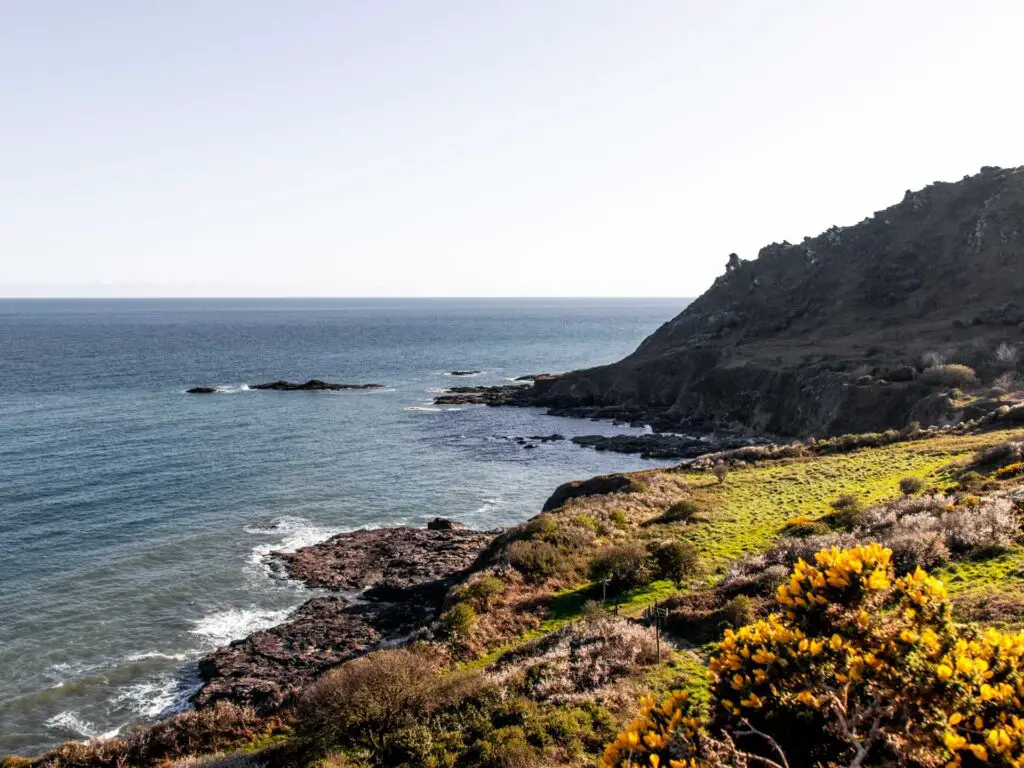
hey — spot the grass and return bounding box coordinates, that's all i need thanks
[471,428,1024,668]
[937,544,1024,594]
[678,430,1020,572]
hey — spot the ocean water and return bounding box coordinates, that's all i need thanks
[0,297,687,754]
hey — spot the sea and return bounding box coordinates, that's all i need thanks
[0,297,688,755]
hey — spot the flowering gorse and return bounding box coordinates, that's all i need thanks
[603,545,1024,768]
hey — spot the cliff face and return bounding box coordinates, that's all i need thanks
[533,166,1024,436]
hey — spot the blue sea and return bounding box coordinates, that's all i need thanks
[0,297,686,755]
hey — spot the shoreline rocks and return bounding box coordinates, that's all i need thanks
[275,525,496,596]
[193,523,497,712]
[433,383,532,406]
[570,433,761,460]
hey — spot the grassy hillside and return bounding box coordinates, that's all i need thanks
[8,426,1024,768]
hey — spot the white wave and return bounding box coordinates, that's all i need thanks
[406,405,462,412]
[124,651,188,663]
[189,607,291,648]
[244,515,344,577]
[217,383,250,393]
[425,387,450,394]
[115,668,202,719]
[45,711,121,741]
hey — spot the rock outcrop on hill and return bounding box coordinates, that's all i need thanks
[529,166,1024,437]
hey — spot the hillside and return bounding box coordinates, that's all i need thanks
[12,421,1024,768]
[530,166,1024,436]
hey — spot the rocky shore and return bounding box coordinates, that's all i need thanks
[192,522,497,713]
[432,383,534,406]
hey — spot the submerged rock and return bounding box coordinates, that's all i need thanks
[449,370,482,376]
[571,433,758,460]
[186,386,219,394]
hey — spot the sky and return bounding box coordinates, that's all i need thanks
[2,1,1023,298]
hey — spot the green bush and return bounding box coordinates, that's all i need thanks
[470,726,536,768]
[588,543,654,592]
[461,575,505,611]
[899,476,924,495]
[782,519,831,538]
[827,493,863,529]
[659,500,700,524]
[296,648,481,763]
[719,594,754,629]
[649,540,699,587]
[439,603,478,641]
[609,509,629,530]
[571,514,600,532]
[505,540,564,584]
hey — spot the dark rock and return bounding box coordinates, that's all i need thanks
[570,433,757,460]
[527,434,565,442]
[186,386,219,394]
[194,523,498,713]
[193,597,427,713]
[426,517,464,531]
[251,379,385,391]
[433,384,531,406]
[275,526,496,594]
[542,473,634,512]
[449,370,482,376]
[886,366,917,383]
[514,373,557,381]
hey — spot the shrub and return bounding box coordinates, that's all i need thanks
[957,471,986,492]
[718,594,754,629]
[588,544,654,593]
[609,509,629,529]
[712,464,730,484]
[461,575,506,611]
[581,599,605,624]
[900,476,925,495]
[781,516,831,538]
[505,540,565,584]
[649,540,699,586]
[439,602,478,641]
[827,493,863,529]
[920,363,980,389]
[296,648,480,762]
[572,513,600,532]
[974,441,1024,471]
[996,462,1024,479]
[470,725,536,768]
[602,545,1024,768]
[659,499,700,524]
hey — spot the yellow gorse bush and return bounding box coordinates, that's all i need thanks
[602,544,1024,768]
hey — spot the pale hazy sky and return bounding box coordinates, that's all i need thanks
[2,1,1022,298]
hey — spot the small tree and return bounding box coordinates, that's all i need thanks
[713,464,730,484]
[588,543,654,593]
[649,540,699,587]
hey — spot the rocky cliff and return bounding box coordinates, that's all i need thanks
[531,166,1024,436]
